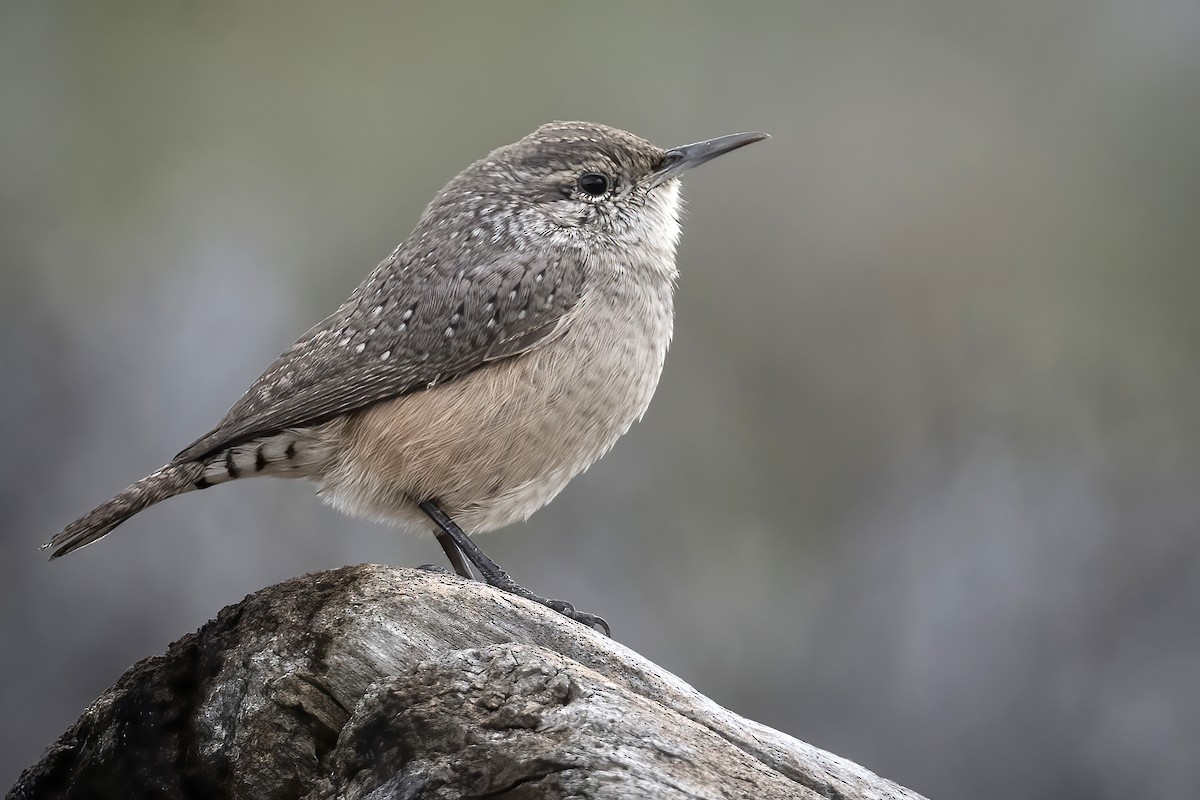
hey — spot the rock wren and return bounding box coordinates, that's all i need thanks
[47,121,767,632]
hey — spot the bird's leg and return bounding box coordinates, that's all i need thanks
[418,500,610,636]
[433,530,475,580]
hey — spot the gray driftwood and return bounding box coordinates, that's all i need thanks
[9,565,925,799]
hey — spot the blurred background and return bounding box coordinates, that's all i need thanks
[3,1,1199,796]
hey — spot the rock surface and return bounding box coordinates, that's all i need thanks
[8,565,925,799]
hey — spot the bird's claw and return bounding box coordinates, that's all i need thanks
[546,599,610,636]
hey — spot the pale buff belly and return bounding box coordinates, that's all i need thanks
[317,294,671,534]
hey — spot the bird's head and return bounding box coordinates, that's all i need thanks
[424,121,767,262]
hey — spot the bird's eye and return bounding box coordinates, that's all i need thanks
[577,172,610,197]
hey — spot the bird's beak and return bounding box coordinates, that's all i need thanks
[646,131,770,189]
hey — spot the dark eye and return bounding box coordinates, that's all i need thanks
[577,172,610,196]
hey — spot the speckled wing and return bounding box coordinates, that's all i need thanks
[174,247,587,463]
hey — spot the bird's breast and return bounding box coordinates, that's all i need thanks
[325,262,676,532]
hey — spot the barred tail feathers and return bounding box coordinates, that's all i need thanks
[45,462,205,559]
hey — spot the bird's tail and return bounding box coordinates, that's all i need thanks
[45,461,205,559]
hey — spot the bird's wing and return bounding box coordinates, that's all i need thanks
[174,246,588,463]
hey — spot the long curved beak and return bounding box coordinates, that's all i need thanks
[646,131,770,189]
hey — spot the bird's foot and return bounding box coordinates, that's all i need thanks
[484,573,611,636]
[418,499,610,635]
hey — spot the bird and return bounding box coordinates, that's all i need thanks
[46,121,768,633]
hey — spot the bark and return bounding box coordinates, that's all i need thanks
[8,565,925,800]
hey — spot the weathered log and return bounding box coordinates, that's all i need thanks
[8,565,925,799]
